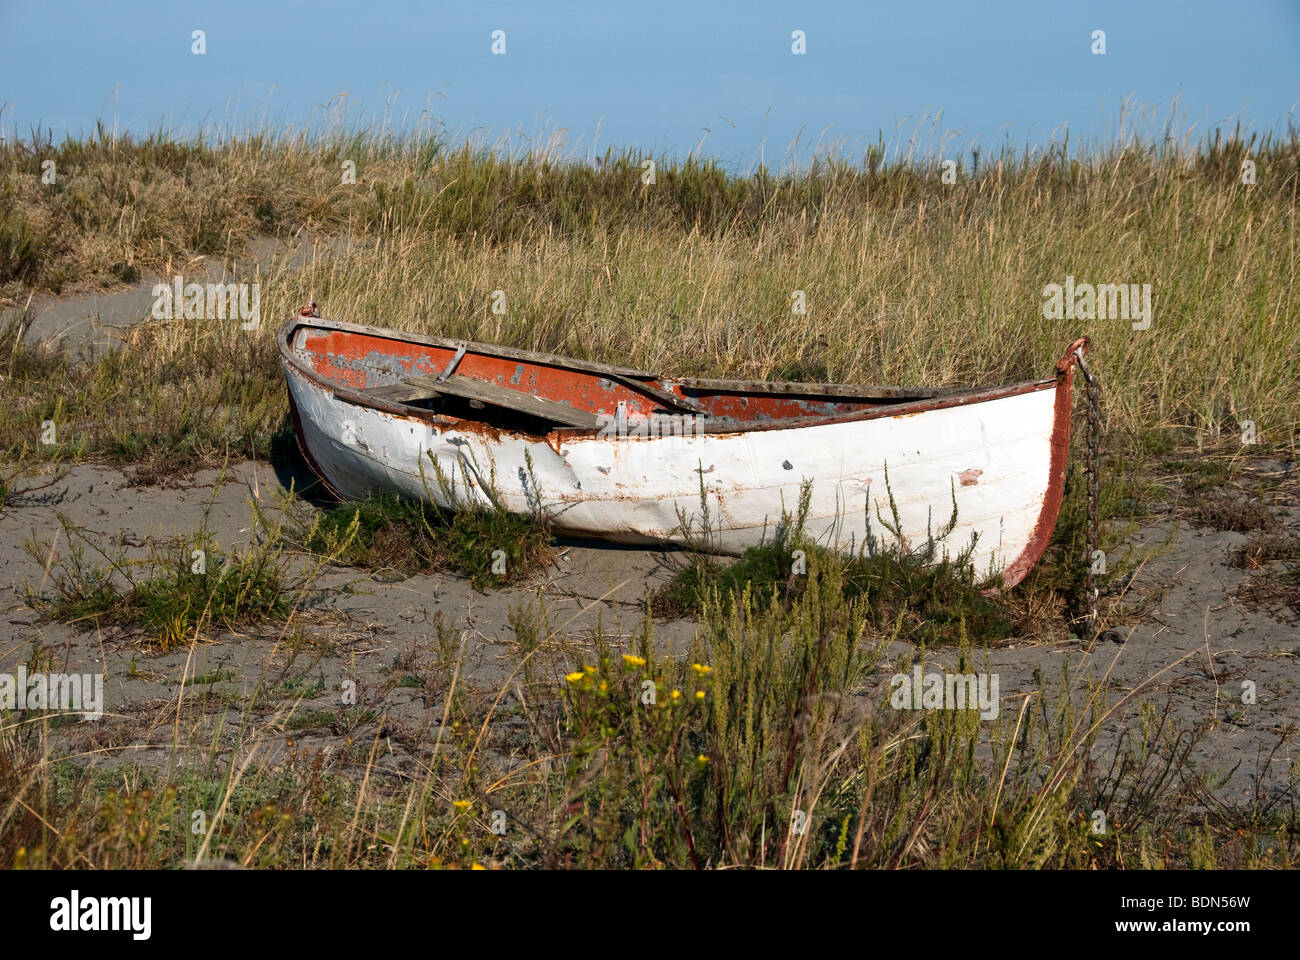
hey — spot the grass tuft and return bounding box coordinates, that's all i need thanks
[24,495,306,650]
[294,489,555,590]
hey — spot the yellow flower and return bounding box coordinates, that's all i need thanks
[452,800,472,811]
[622,654,646,667]
[471,863,486,870]
[670,689,681,700]
[695,690,705,700]
[697,754,710,764]
[599,681,608,692]
[691,663,712,675]
[583,664,597,674]
[565,671,585,683]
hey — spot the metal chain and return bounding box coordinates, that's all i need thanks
[1075,349,1102,641]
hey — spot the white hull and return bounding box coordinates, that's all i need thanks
[284,359,1070,585]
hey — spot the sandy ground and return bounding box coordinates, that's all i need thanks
[0,461,700,776]
[1,456,1296,806]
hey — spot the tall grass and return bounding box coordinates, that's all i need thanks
[4,560,1295,870]
[1,119,1297,474]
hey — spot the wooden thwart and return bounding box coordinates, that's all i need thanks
[364,381,440,404]
[368,373,604,429]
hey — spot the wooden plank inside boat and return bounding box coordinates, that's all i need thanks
[364,381,443,404]
[400,373,603,429]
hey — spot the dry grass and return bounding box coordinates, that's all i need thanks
[4,570,1297,870]
[1,120,1298,474]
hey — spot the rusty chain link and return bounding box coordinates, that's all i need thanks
[1074,348,1102,641]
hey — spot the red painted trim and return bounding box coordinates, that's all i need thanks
[998,337,1089,589]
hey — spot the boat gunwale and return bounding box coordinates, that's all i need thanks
[277,317,1061,439]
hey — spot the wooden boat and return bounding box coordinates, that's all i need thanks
[279,304,1090,588]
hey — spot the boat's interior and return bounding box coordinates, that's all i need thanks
[290,322,964,434]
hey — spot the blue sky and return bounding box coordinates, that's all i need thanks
[1,0,1297,168]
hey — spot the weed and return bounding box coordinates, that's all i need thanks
[289,452,555,589]
[1188,493,1273,532]
[24,489,314,649]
